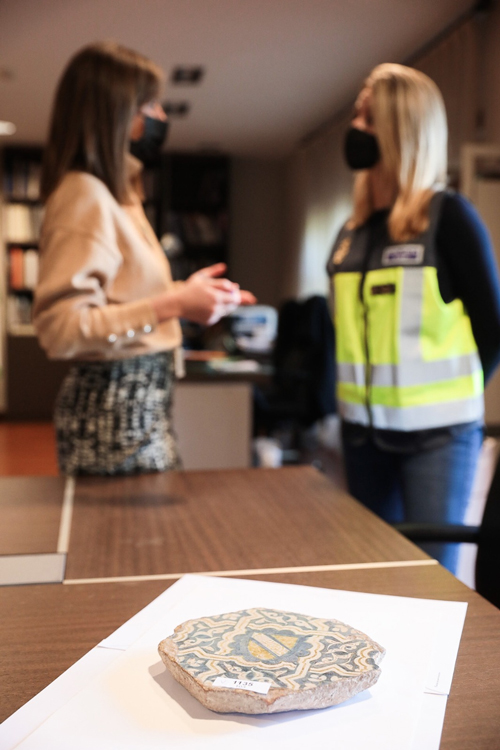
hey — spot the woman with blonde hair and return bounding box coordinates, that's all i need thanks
[34,41,255,476]
[328,63,500,572]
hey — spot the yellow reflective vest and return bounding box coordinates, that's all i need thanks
[327,193,484,431]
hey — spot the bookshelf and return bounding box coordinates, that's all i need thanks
[1,146,43,337]
[1,146,71,417]
[142,153,231,351]
[153,153,230,281]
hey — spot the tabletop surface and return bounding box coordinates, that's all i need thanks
[66,467,428,580]
[1,466,499,750]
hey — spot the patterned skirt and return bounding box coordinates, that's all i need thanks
[54,351,181,476]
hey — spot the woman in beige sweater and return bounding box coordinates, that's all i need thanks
[34,41,255,475]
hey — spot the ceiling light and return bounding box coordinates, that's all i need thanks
[0,121,16,135]
[162,101,190,117]
[171,66,205,85]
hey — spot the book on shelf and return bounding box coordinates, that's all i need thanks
[4,159,41,200]
[4,203,44,242]
[23,249,39,289]
[173,212,224,245]
[26,162,42,200]
[142,169,156,201]
[144,204,157,229]
[7,293,33,327]
[9,248,24,290]
[8,247,39,290]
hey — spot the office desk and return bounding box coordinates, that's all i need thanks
[173,359,272,470]
[1,467,499,749]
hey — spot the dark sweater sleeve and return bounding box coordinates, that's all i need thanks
[436,192,500,383]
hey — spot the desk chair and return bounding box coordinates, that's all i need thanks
[252,296,336,451]
[393,454,500,609]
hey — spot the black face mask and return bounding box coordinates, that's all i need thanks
[344,126,380,170]
[130,115,169,164]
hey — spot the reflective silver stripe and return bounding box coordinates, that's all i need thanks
[399,267,424,360]
[338,400,370,426]
[337,352,482,388]
[339,395,484,430]
[370,396,484,431]
[336,362,365,386]
[370,352,483,387]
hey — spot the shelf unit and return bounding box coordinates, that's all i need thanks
[1,146,43,338]
[0,145,72,417]
[142,153,231,352]
[144,153,230,281]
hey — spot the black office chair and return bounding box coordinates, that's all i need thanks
[253,295,336,440]
[393,454,500,609]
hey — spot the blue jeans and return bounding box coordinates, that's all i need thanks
[342,424,484,574]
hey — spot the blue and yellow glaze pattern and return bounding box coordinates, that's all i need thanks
[168,608,385,690]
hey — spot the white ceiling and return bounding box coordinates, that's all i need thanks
[0,0,473,158]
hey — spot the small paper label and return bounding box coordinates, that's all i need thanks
[382,244,424,266]
[213,677,271,695]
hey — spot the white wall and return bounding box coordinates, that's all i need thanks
[229,158,287,308]
[414,18,480,174]
[483,2,500,143]
[281,115,353,300]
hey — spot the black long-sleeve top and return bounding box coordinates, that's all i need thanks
[342,191,500,452]
[436,193,500,381]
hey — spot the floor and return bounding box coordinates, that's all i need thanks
[0,421,347,483]
[0,422,58,476]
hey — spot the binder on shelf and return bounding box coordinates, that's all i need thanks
[5,159,41,200]
[3,170,13,198]
[31,204,44,236]
[9,248,24,290]
[4,204,44,242]
[12,161,27,200]
[144,204,157,229]
[177,212,224,245]
[23,249,39,289]
[142,169,156,201]
[26,162,42,200]
[7,293,33,327]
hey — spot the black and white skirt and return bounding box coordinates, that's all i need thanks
[54,351,181,476]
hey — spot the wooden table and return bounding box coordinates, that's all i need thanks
[1,467,499,749]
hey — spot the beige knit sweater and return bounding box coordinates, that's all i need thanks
[33,166,182,361]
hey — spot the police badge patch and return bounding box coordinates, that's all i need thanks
[333,237,352,265]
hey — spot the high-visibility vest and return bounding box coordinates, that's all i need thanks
[327,193,484,431]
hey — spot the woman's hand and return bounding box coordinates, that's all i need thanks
[151,263,256,325]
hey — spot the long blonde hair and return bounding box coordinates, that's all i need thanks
[350,63,447,241]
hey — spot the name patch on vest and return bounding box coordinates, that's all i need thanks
[382,244,424,266]
[371,283,396,295]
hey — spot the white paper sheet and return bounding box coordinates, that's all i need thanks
[1,576,467,750]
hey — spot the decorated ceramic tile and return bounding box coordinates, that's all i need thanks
[158,608,385,714]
